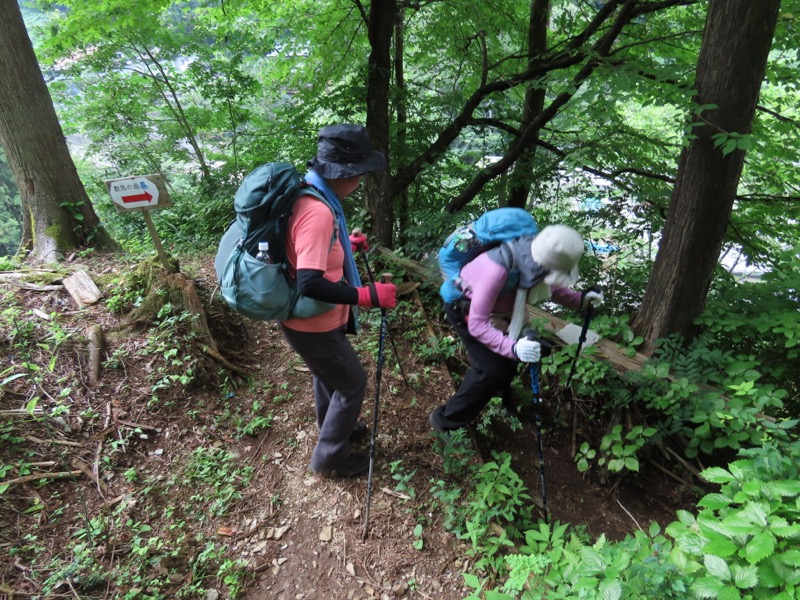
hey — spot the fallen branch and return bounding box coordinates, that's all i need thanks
[1,470,82,489]
[0,409,44,416]
[658,442,703,480]
[115,419,162,432]
[23,435,84,448]
[86,325,105,386]
[646,457,693,489]
[616,498,643,532]
[73,458,107,497]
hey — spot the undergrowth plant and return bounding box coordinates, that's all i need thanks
[460,439,800,599]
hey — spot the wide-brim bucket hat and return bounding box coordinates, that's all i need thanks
[307,124,387,179]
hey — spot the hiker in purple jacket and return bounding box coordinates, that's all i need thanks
[428,225,603,432]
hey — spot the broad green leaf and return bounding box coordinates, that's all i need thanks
[721,514,758,536]
[698,493,733,510]
[704,554,731,581]
[579,547,604,573]
[740,503,769,527]
[702,467,734,484]
[462,573,480,588]
[776,549,800,568]
[599,580,622,600]
[692,576,724,598]
[717,585,742,600]
[744,531,776,564]
[731,564,758,589]
[485,591,515,600]
[771,480,800,497]
[703,536,738,557]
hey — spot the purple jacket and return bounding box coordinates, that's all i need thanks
[458,247,581,359]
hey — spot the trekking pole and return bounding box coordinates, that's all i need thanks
[525,330,549,521]
[563,304,595,390]
[552,304,596,429]
[354,233,409,388]
[362,273,391,541]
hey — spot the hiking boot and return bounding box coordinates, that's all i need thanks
[428,410,446,434]
[310,451,370,478]
[350,421,369,443]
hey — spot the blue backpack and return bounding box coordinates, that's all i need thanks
[214,163,336,321]
[437,207,539,302]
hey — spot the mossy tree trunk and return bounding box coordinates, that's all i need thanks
[0,0,118,262]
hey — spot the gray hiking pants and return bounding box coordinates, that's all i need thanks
[279,324,367,471]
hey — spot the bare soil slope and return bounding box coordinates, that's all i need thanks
[0,254,695,599]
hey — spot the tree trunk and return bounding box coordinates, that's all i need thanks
[507,0,550,209]
[632,0,780,347]
[0,0,118,262]
[364,0,398,248]
[393,8,410,239]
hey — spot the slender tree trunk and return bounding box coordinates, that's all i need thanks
[632,0,780,347]
[364,0,398,248]
[0,0,118,262]
[393,9,410,241]
[138,44,213,184]
[507,0,550,208]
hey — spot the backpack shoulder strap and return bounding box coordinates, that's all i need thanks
[297,183,339,251]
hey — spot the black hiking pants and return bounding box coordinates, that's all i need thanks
[429,301,518,431]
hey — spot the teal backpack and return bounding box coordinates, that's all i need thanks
[437,207,539,302]
[214,163,336,321]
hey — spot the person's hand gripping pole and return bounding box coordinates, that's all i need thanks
[351,228,409,388]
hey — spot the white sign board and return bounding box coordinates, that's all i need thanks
[105,174,171,212]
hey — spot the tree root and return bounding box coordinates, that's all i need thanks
[118,258,248,379]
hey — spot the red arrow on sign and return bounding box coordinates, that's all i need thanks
[120,191,153,203]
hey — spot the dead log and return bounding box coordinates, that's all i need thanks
[87,324,105,386]
[62,269,103,307]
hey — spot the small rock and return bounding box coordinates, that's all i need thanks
[392,582,408,597]
[273,525,290,540]
[320,526,333,542]
[205,590,220,600]
[346,562,356,576]
[52,416,71,432]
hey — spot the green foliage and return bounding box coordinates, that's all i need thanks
[667,442,800,600]
[576,422,656,477]
[390,459,418,501]
[476,397,523,438]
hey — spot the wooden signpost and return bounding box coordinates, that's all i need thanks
[104,173,176,272]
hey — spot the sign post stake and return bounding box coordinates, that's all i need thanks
[141,211,174,272]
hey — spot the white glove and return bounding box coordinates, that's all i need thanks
[513,339,541,363]
[582,290,604,308]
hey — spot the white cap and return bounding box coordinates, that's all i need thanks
[530,225,583,287]
[258,241,269,251]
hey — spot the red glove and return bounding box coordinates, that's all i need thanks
[349,231,369,253]
[356,283,397,309]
